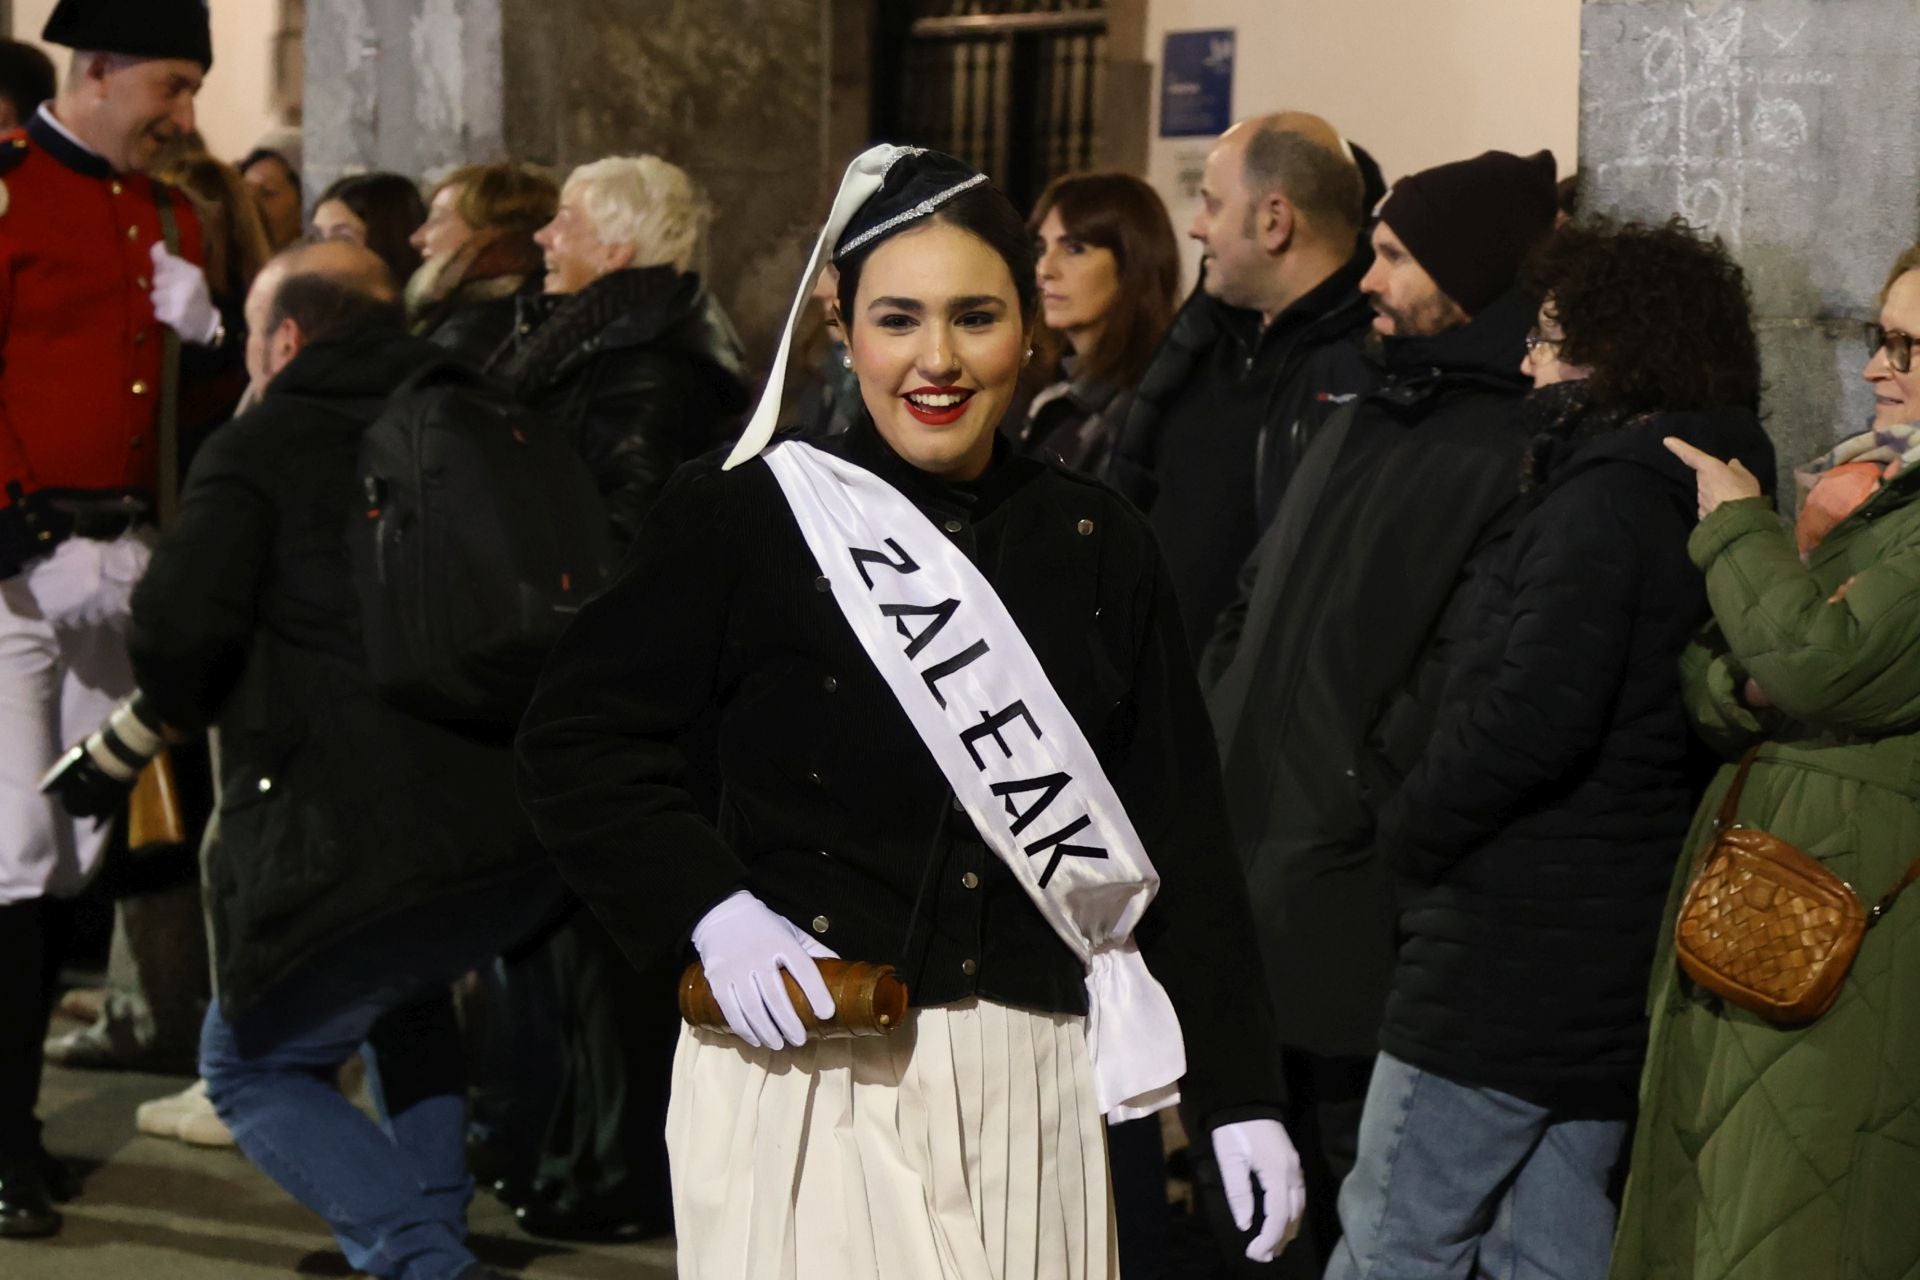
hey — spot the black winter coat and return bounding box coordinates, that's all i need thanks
[1201,289,1538,1058]
[1376,396,1776,1106]
[1109,251,1377,652]
[128,330,552,1017]
[491,265,749,548]
[515,418,1286,1122]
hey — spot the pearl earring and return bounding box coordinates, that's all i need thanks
[841,351,853,370]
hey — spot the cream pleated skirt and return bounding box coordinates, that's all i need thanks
[666,997,1117,1280]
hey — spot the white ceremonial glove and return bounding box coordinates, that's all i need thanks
[690,889,838,1050]
[149,242,222,345]
[1212,1118,1307,1263]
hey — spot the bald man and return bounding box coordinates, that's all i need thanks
[108,238,556,1280]
[1108,112,1378,657]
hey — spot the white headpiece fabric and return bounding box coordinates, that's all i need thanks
[721,145,913,471]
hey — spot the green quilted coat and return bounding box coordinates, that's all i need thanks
[1611,467,1920,1280]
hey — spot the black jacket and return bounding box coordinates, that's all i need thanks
[418,285,528,371]
[1376,395,1776,1106]
[515,418,1285,1121]
[491,265,749,548]
[407,230,546,371]
[128,330,552,1017]
[1201,289,1538,1058]
[1109,250,1377,652]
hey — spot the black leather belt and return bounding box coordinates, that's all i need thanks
[53,498,150,541]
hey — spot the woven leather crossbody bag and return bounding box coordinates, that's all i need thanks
[1675,747,1920,1024]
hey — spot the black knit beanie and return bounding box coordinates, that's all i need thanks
[1377,150,1558,316]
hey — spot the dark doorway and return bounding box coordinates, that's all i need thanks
[873,0,1108,216]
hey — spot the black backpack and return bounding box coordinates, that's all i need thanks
[350,361,613,724]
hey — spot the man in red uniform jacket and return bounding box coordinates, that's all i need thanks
[0,0,217,1239]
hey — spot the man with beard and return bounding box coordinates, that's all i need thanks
[1199,149,1557,1276]
[0,0,220,1239]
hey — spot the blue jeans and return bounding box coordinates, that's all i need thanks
[1323,1052,1627,1280]
[201,866,561,1280]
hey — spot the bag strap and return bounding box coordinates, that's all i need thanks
[1714,745,1763,831]
[155,191,183,529]
[1869,858,1920,924]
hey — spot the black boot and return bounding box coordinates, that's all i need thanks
[0,1157,61,1239]
[36,1149,77,1204]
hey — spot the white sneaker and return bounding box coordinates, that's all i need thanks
[134,1079,235,1148]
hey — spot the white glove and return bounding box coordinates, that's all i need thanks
[149,242,221,345]
[1211,1118,1306,1263]
[690,889,838,1050]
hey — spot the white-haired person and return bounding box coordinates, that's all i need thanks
[489,154,749,546]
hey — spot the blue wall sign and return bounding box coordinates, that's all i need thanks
[1159,29,1234,138]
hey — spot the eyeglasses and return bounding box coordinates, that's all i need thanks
[1867,324,1917,374]
[1523,330,1562,355]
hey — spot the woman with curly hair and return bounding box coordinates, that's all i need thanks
[1323,219,1776,1280]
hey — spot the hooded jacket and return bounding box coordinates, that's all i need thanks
[1374,391,1776,1105]
[1200,288,1537,1057]
[491,265,750,547]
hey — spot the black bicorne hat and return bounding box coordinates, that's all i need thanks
[723,144,989,470]
[44,0,214,72]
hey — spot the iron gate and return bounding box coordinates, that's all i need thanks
[874,0,1108,216]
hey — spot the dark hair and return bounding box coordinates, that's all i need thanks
[314,172,428,285]
[240,147,301,191]
[1244,124,1364,238]
[1527,217,1760,413]
[0,39,55,125]
[835,182,1039,335]
[1555,173,1582,222]
[1026,172,1180,390]
[266,269,404,346]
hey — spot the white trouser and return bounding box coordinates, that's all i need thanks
[0,531,151,906]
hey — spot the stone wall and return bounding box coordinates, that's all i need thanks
[1580,0,1920,487]
[306,0,831,369]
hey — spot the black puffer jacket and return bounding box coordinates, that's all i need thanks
[1201,288,1537,1058]
[128,330,555,1017]
[491,265,749,547]
[1376,390,1776,1105]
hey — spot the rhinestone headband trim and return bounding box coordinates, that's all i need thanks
[835,172,990,258]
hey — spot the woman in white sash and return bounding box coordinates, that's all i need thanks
[517,147,1305,1279]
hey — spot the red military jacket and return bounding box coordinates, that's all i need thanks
[0,108,206,504]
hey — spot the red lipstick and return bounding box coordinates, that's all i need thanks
[901,385,974,426]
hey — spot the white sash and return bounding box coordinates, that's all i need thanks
[763,440,1185,1120]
